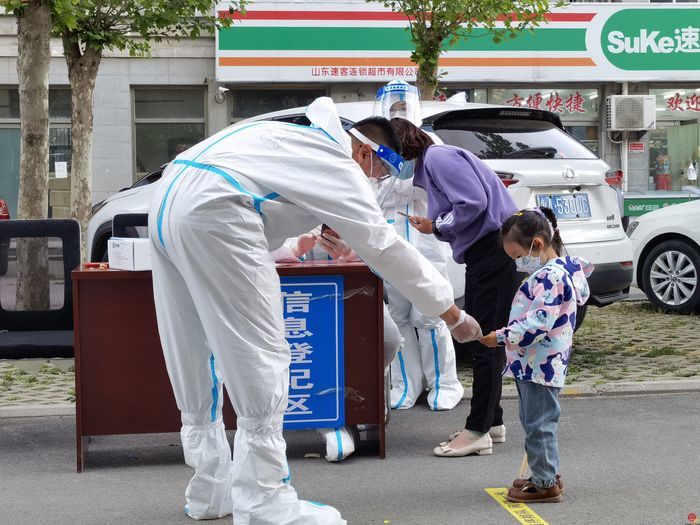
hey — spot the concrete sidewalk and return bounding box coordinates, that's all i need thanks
[1,393,698,525]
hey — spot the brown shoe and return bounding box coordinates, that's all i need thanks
[506,481,563,503]
[512,474,564,494]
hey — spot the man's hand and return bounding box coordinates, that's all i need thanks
[480,331,499,348]
[409,216,434,234]
[293,232,318,258]
[316,232,354,260]
[446,310,483,343]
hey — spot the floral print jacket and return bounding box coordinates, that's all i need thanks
[496,256,594,388]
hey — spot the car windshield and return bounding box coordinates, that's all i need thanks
[434,119,597,160]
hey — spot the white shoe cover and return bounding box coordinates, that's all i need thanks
[244,490,347,525]
[318,427,356,462]
[181,422,233,520]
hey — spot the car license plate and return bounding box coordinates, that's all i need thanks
[536,193,591,220]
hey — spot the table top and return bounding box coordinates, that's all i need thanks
[72,260,373,280]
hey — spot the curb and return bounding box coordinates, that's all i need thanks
[464,378,700,401]
[0,404,74,418]
[2,380,700,419]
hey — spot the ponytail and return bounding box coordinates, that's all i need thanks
[501,206,564,256]
[539,207,563,256]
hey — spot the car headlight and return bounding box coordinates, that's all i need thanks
[626,220,639,237]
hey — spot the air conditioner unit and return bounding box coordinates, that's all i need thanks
[606,95,656,131]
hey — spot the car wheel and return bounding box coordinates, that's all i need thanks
[641,239,700,314]
[574,303,587,332]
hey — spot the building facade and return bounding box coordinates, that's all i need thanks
[1,0,699,218]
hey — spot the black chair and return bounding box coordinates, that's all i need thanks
[112,213,149,239]
[0,219,80,358]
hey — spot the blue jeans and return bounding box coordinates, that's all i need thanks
[515,379,561,489]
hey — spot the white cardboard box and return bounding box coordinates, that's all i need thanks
[108,238,151,271]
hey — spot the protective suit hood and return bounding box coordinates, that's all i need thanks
[305,97,352,157]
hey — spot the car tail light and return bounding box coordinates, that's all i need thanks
[496,172,519,188]
[0,199,9,220]
[605,169,623,189]
[620,261,633,269]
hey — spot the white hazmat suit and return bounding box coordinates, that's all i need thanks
[372,79,464,411]
[148,98,474,524]
[381,179,465,411]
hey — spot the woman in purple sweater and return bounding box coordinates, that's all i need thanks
[391,118,520,457]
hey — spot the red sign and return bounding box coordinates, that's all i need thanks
[628,142,645,153]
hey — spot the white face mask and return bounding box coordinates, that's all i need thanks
[514,240,544,274]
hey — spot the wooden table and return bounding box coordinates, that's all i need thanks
[72,261,385,472]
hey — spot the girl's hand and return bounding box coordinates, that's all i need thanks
[409,216,433,234]
[480,331,499,348]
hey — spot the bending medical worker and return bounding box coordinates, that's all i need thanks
[373,80,464,411]
[148,97,482,525]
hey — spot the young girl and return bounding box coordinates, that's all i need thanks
[481,207,593,503]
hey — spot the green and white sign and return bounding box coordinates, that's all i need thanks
[216,1,700,83]
[602,10,700,71]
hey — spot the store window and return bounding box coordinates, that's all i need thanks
[648,88,700,191]
[230,88,327,121]
[0,88,72,218]
[133,87,206,178]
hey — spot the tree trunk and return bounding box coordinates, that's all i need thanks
[412,34,442,101]
[63,38,102,262]
[416,61,439,101]
[15,0,52,311]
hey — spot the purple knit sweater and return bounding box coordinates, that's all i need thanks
[412,145,517,263]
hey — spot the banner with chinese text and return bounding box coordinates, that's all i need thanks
[281,275,345,429]
[216,1,700,83]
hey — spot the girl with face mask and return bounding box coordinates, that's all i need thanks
[481,207,594,504]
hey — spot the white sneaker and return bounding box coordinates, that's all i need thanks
[489,425,506,444]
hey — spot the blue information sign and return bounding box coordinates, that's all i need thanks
[280,275,344,429]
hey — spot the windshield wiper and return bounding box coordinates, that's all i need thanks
[503,147,558,159]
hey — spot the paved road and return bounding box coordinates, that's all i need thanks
[1,393,697,524]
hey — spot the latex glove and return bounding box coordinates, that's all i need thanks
[447,310,483,343]
[293,232,318,258]
[316,232,354,260]
[409,216,434,234]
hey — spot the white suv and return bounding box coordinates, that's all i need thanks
[88,100,633,324]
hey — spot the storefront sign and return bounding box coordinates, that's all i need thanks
[490,88,598,118]
[629,142,645,153]
[602,10,700,71]
[216,1,700,83]
[281,275,345,429]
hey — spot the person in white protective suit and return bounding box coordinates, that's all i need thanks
[373,80,464,411]
[272,226,403,462]
[147,97,482,525]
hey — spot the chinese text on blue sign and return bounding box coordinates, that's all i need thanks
[281,276,344,429]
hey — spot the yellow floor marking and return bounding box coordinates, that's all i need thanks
[485,488,549,525]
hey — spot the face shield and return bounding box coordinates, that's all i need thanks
[372,80,422,126]
[348,127,404,181]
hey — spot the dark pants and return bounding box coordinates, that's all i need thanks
[459,230,520,433]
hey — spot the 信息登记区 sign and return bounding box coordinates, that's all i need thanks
[280,275,344,429]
